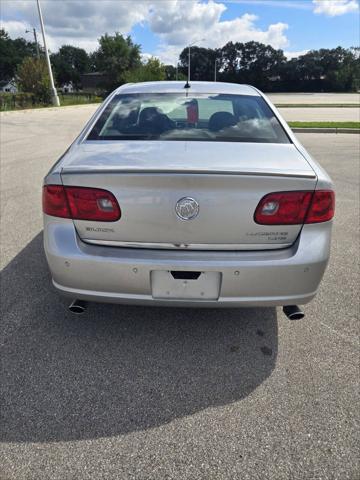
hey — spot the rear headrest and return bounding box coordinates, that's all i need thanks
[138,106,174,134]
[208,111,237,132]
[138,107,163,125]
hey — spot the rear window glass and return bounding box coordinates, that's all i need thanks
[87,93,290,144]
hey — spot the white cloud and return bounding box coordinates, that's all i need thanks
[0,19,32,39]
[1,0,150,52]
[313,0,359,16]
[284,49,309,59]
[0,18,99,52]
[153,45,181,65]
[149,1,289,63]
[225,1,312,9]
[140,52,154,63]
[1,0,290,64]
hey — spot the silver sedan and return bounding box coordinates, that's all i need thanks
[43,81,334,317]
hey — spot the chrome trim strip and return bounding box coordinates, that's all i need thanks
[61,168,316,179]
[82,239,292,251]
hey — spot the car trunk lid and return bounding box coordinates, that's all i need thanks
[60,141,317,250]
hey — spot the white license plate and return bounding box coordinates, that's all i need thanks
[151,271,221,300]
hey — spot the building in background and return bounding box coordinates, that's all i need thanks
[0,79,18,93]
[60,82,75,93]
[80,72,109,93]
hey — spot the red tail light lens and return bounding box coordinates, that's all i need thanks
[254,190,334,225]
[43,185,70,218]
[65,187,121,221]
[43,185,121,222]
[255,191,313,225]
[305,190,335,223]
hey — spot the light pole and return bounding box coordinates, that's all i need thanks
[36,0,60,106]
[187,38,205,82]
[26,28,40,59]
[214,54,223,82]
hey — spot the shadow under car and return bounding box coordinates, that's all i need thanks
[1,232,278,443]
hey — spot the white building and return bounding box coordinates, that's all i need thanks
[60,82,75,93]
[0,79,18,93]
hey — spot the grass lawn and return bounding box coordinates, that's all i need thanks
[0,93,102,111]
[289,121,360,129]
[59,94,102,106]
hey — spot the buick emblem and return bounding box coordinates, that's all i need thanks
[175,197,199,220]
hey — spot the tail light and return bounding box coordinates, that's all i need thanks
[43,185,121,222]
[42,185,70,219]
[305,190,335,223]
[254,190,334,225]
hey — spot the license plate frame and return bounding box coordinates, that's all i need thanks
[151,271,221,300]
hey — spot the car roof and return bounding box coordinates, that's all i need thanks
[115,81,260,96]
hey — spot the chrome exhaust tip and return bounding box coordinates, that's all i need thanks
[69,299,87,314]
[283,305,305,320]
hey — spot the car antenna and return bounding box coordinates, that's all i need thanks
[184,48,190,90]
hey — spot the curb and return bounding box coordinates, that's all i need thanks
[0,103,100,114]
[291,127,360,134]
[276,104,360,108]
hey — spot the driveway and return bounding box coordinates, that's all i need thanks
[1,106,359,479]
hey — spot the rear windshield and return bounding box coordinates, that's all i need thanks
[87,93,290,144]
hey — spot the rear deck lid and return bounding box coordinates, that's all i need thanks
[61,141,317,250]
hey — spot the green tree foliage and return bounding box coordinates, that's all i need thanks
[17,57,51,103]
[233,41,286,90]
[282,47,360,92]
[180,41,287,90]
[179,41,359,92]
[0,29,39,80]
[164,65,176,80]
[51,45,90,87]
[164,64,187,81]
[179,46,219,81]
[124,57,166,83]
[92,33,141,91]
[1,27,359,93]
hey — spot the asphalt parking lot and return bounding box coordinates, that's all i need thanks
[1,106,359,480]
[278,107,359,122]
[267,92,359,105]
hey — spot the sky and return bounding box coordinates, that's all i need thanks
[1,0,359,64]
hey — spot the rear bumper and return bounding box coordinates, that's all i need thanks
[44,216,332,307]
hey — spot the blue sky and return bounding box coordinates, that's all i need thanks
[1,1,359,63]
[223,1,359,51]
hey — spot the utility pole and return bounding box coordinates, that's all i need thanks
[36,0,60,106]
[214,59,217,82]
[26,28,40,59]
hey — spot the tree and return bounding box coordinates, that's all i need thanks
[51,45,90,87]
[179,46,219,81]
[17,57,51,103]
[317,47,359,91]
[179,46,217,81]
[92,33,141,91]
[0,29,39,81]
[218,41,286,89]
[164,64,177,80]
[177,41,287,90]
[218,42,239,81]
[236,42,286,90]
[124,57,166,83]
[164,65,187,81]
[282,47,360,92]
